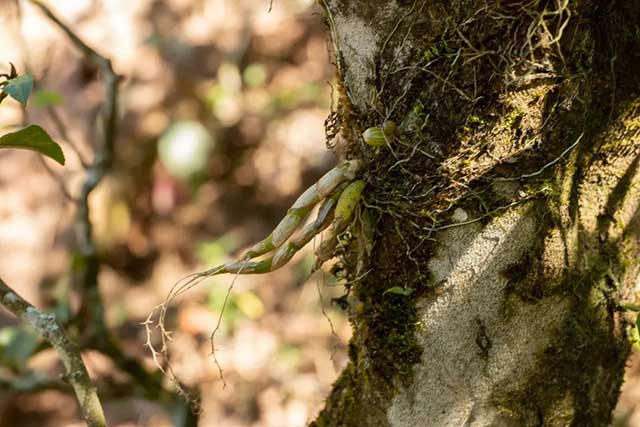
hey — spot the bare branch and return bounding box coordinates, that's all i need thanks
[0,277,107,427]
[23,2,187,412]
[26,0,121,338]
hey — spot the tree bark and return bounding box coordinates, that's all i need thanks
[312,1,640,426]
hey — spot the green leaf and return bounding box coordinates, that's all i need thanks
[33,89,63,107]
[2,73,33,106]
[0,125,65,165]
[383,286,414,296]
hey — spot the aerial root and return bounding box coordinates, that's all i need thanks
[144,160,365,393]
[243,159,361,258]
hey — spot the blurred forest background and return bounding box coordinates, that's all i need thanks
[0,1,638,426]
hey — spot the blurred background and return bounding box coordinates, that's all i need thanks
[0,1,639,427]
[0,1,350,426]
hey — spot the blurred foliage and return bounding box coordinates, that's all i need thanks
[243,63,267,88]
[32,89,64,108]
[197,234,239,266]
[0,326,39,371]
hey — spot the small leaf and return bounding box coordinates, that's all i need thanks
[0,125,65,165]
[383,286,414,296]
[335,180,366,223]
[2,73,34,106]
[33,89,63,107]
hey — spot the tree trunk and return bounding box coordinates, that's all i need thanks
[312,1,640,426]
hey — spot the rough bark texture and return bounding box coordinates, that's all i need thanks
[312,1,640,426]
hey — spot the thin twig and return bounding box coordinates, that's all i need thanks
[0,277,107,427]
[37,155,76,201]
[46,106,89,168]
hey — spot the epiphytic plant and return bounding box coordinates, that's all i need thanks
[144,158,366,392]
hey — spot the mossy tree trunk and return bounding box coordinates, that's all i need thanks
[312,1,640,426]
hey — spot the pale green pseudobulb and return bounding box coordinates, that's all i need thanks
[382,120,397,135]
[335,180,366,224]
[362,120,396,147]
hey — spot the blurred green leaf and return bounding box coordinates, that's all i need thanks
[2,73,33,106]
[383,286,414,296]
[0,125,65,165]
[33,89,64,107]
[235,291,264,319]
[275,344,301,369]
[270,83,324,112]
[243,64,267,88]
[0,326,40,370]
[70,251,87,273]
[197,234,238,266]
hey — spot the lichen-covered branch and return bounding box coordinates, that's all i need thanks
[0,278,107,427]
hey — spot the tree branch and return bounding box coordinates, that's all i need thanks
[23,2,192,417]
[0,278,107,427]
[26,0,121,335]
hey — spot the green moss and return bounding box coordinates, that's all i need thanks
[492,286,629,427]
[421,45,440,62]
[315,0,640,424]
[312,224,426,427]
